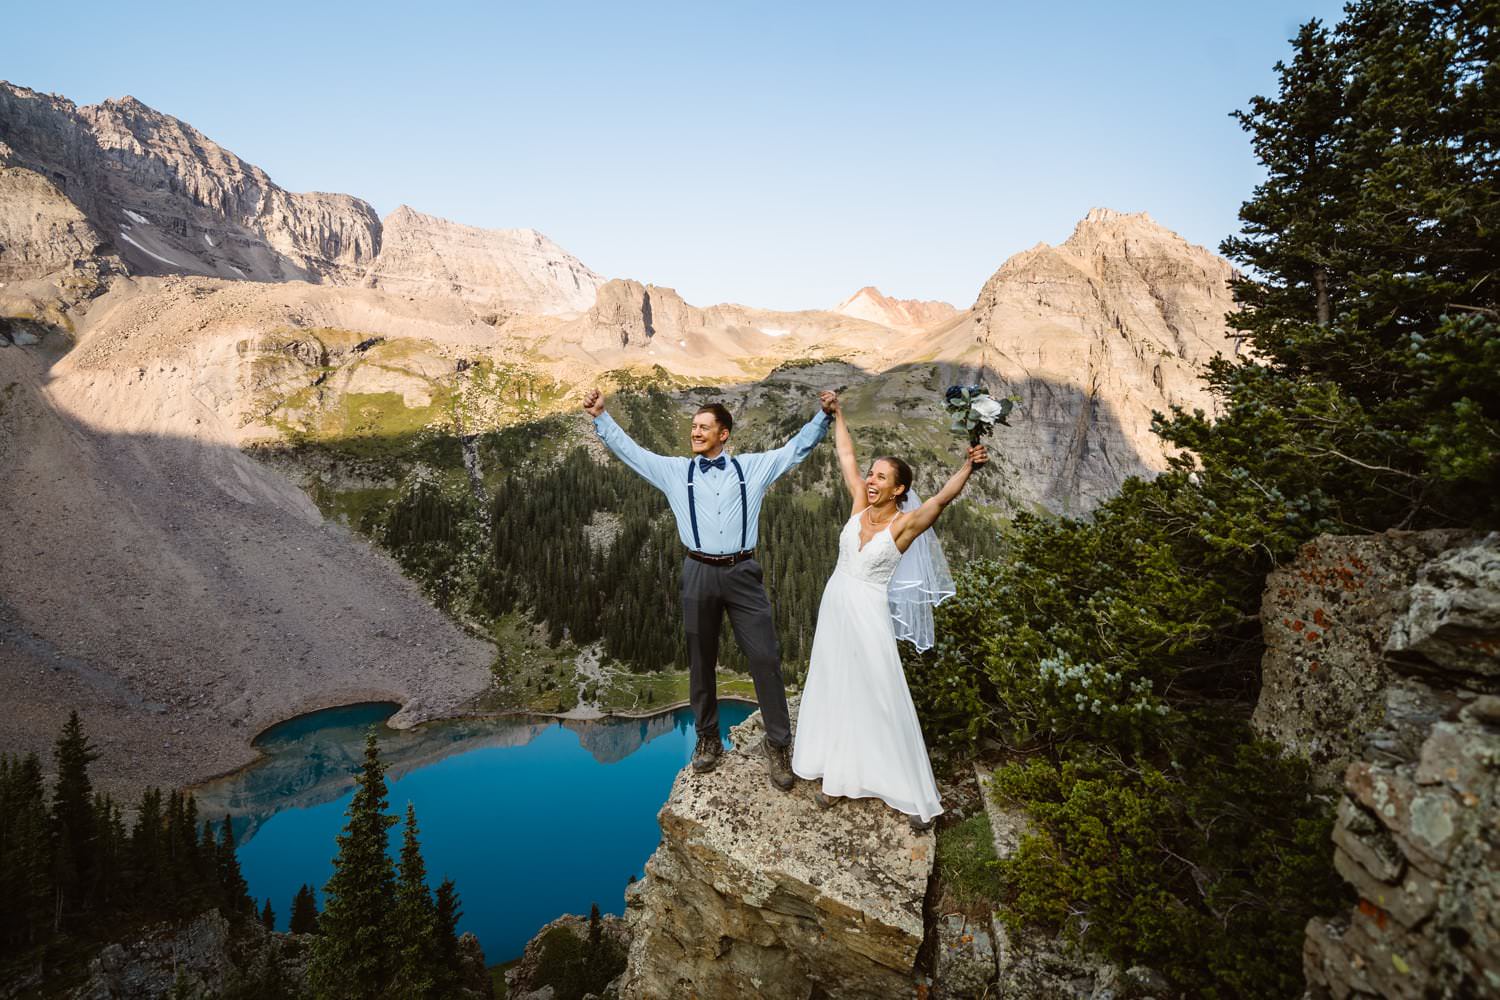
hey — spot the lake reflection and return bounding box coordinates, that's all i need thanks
[191,700,755,962]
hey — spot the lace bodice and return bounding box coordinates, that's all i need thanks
[835,513,905,587]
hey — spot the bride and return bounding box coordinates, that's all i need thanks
[791,395,987,831]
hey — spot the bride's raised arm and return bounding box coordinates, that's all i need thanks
[892,444,989,552]
[830,398,867,512]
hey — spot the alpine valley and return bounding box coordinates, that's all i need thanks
[0,79,1245,800]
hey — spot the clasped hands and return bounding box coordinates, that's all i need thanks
[582,387,840,419]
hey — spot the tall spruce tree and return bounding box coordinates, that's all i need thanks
[50,710,100,926]
[1172,0,1500,530]
[260,898,276,931]
[290,883,320,935]
[216,816,253,918]
[433,877,463,996]
[0,753,51,952]
[307,729,398,999]
[130,788,167,914]
[391,803,440,999]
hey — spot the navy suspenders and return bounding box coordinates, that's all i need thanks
[686,457,748,553]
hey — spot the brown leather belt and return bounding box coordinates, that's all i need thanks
[687,549,756,567]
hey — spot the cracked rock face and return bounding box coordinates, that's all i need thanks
[0,82,599,315]
[1386,532,1500,682]
[1304,697,1500,1000]
[1250,530,1500,998]
[1252,530,1483,789]
[618,701,935,1000]
[950,208,1244,513]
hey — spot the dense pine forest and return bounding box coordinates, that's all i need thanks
[0,716,480,999]
[0,713,264,991]
[298,381,1005,686]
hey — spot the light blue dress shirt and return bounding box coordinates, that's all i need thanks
[592,409,831,554]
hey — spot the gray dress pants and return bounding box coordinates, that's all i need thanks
[681,556,792,748]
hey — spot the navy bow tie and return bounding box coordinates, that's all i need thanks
[698,455,727,473]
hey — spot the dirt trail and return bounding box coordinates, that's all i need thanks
[0,328,494,800]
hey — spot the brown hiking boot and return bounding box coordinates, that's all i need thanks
[691,732,722,773]
[762,737,795,792]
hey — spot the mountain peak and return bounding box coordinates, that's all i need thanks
[831,286,957,329]
[1081,206,1157,226]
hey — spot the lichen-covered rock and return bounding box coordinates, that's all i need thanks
[1386,532,1500,681]
[1265,531,1500,998]
[1303,697,1500,999]
[618,701,935,1000]
[935,913,997,997]
[1253,530,1480,788]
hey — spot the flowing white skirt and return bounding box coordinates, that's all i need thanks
[791,566,944,822]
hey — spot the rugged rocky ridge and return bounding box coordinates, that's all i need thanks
[0,166,111,280]
[911,207,1242,511]
[365,205,602,317]
[1250,531,1499,998]
[832,285,957,329]
[618,701,935,999]
[0,81,599,315]
[0,82,382,282]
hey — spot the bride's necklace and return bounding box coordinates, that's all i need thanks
[864,504,898,528]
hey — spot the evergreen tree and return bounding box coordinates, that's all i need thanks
[216,816,253,918]
[129,788,167,914]
[307,729,398,999]
[433,877,463,991]
[261,897,276,931]
[0,753,51,952]
[92,793,127,912]
[50,710,100,926]
[1195,0,1500,529]
[289,883,320,935]
[391,803,440,999]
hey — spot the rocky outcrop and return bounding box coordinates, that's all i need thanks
[505,912,630,999]
[1303,696,1500,999]
[1250,531,1500,998]
[832,286,957,329]
[0,166,111,280]
[618,702,935,999]
[364,205,603,317]
[1253,531,1486,789]
[68,910,307,999]
[0,82,381,282]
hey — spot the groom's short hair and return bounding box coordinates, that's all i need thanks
[696,403,733,434]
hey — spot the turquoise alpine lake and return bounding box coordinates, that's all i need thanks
[191,700,755,963]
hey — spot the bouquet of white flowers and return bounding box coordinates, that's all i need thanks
[944,384,1015,450]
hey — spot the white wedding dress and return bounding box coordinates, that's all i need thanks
[791,513,944,823]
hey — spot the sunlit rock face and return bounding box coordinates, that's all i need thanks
[0,82,599,316]
[618,700,935,1000]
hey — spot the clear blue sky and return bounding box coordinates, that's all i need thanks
[7,0,1344,311]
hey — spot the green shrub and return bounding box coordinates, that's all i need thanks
[991,738,1345,997]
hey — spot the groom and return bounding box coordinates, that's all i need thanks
[582,387,836,791]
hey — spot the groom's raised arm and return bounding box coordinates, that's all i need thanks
[748,393,835,487]
[584,389,678,493]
